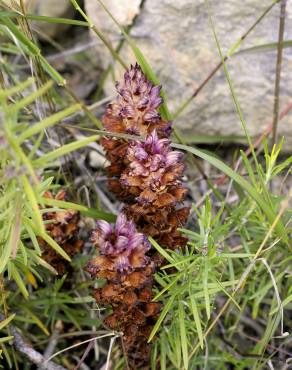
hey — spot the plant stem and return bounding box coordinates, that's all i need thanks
[272,0,287,146]
[70,0,127,69]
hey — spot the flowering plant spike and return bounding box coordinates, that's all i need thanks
[88,64,189,369]
[87,214,160,369]
[40,190,84,275]
[101,63,172,201]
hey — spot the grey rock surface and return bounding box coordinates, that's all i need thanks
[3,0,74,39]
[85,0,292,151]
[34,0,74,39]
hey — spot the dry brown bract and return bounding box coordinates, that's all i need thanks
[40,190,83,275]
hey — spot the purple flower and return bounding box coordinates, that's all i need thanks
[107,64,165,134]
[125,130,183,180]
[119,130,185,207]
[91,214,150,273]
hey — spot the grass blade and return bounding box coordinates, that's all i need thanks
[0,336,14,344]
[0,314,15,330]
[0,77,34,98]
[38,233,71,262]
[203,260,211,319]
[178,301,188,370]
[149,237,175,265]
[17,104,81,143]
[33,135,100,166]
[21,176,44,234]
[41,197,116,222]
[148,296,175,342]
[8,80,53,114]
[189,286,204,349]
[172,142,288,243]
[0,10,89,27]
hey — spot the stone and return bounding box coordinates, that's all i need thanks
[85,0,292,151]
[2,0,74,39]
[84,0,142,69]
[34,0,75,39]
[89,150,109,169]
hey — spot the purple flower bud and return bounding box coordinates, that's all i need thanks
[96,220,113,237]
[134,147,148,161]
[91,214,150,274]
[122,130,185,198]
[144,109,160,123]
[165,151,184,166]
[103,64,170,136]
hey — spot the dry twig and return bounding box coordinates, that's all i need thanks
[0,314,66,370]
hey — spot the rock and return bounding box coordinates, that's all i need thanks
[85,0,292,151]
[89,150,109,169]
[85,0,142,69]
[2,0,74,39]
[34,0,75,39]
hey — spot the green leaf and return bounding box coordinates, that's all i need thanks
[0,226,12,274]
[149,237,175,265]
[0,18,65,85]
[22,176,45,234]
[236,40,292,55]
[17,104,81,143]
[9,263,29,299]
[189,284,204,349]
[203,260,211,319]
[0,336,14,344]
[178,301,188,370]
[41,197,116,222]
[213,278,241,311]
[0,77,34,98]
[8,80,53,114]
[148,296,175,342]
[0,314,15,331]
[22,308,50,336]
[33,135,100,166]
[1,16,40,55]
[172,143,288,243]
[0,11,89,27]
[39,233,71,262]
[38,56,66,86]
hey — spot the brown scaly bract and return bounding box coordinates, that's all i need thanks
[88,64,189,369]
[87,214,160,369]
[40,190,84,275]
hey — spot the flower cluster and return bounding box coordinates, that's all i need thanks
[101,63,172,201]
[88,64,189,368]
[40,190,84,275]
[103,63,171,137]
[87,214,160,368]
[121,130,185,206]
[87,214,150,278]
[121,130,189,250]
